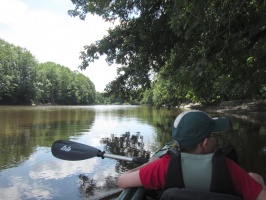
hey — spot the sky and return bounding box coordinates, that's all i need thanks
[0,0,118,92]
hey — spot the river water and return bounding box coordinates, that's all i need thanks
[0,105,265,200]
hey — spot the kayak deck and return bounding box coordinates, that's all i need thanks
[117,187,146,200]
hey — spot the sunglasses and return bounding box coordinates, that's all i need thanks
[208,134,222,140]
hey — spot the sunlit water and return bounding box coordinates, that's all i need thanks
[0,105,265,200]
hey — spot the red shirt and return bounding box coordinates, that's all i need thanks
[139,154,262,200]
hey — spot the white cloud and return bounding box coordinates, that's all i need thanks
[0,0,27,24]
[0,0,118,92]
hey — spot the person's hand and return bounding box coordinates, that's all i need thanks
[249,172,266,187]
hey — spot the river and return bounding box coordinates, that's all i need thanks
[0,105,265,200]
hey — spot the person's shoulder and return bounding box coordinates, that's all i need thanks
[148,154,171,167]
[142,154,171,169]
[224,157,250,178]
[224,157,241,169]
[160,154,171,162]
[224,157,238,165]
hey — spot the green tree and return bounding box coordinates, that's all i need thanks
[69,0,266,105]
[141,89,153,105]
[75,72,96,104]
[36,62,60,104]
[0,39,37,105]
[95,92,105,104]
[0,39,96,105]
[37,62,96,105]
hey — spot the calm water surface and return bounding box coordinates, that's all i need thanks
[0,105,265,200]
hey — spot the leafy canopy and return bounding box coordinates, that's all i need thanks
[69,0,266,106]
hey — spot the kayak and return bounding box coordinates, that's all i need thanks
[117,187,243,200]
[116,187,242,200]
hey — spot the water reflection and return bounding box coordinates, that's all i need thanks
[0,105,265,200]
[0,106,96,170]
[101,132,150,159]
[0,105,160,199]
[77,132,150,198]
[78,174,121,199]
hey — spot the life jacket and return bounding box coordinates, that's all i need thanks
[161,143,242,200]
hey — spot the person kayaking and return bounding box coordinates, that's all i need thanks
[117,110,266,200]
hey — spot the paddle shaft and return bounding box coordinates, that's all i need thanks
[102,152,148,164]
[103,153,133,161]
[51,140,148,164]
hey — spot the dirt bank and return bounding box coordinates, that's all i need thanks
[188,99,266,117]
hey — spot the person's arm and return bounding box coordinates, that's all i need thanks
[249,173,265,187]
[117,157,160,188]
[256,188,266,200]
[249,172,266,200]
[225,158,265,200]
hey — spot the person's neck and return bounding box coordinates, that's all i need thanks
[186,147,207,154]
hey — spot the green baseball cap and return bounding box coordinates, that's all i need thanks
[172,110,231,149]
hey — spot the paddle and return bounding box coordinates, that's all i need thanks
[51,140,149,164]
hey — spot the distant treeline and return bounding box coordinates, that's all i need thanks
[0,38,97,105]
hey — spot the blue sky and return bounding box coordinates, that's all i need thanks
[0,0,118,92]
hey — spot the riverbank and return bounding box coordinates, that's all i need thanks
[187,99,266,117]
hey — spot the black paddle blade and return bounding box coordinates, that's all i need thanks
[51,140,102,161]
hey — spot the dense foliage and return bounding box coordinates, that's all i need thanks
[69,0,266,107]
[36,62,96,105]
[0,39,96,105]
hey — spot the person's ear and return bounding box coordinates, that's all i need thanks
[201,137,209,150]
